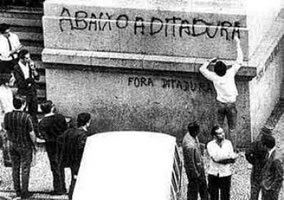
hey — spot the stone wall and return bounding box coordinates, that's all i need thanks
[43,0,249,60]
[45,65,250,145]
[42,0,283,146]
[249,36,284,139]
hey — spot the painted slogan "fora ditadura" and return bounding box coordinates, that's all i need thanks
[128,76,213,93]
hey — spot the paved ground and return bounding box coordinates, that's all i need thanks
[0,106,283,200]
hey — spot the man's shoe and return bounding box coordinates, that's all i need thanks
[21,192,33,199]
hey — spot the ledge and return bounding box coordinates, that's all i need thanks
[42,48,256,78]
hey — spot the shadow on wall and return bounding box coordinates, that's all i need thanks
[88,102,216,146]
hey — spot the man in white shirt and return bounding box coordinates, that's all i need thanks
[207,125,238,200]
[0,23,22,74]
[199,36,243,150]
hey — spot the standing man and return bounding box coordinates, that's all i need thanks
[245,126,271,200]
[207,125,238,200]
[199,36,244,150]
[13,49,40,135]
[57,113,91,200]
[3,96,36,199]
[261,134,283,200]
[0,23,22,74]
[182,121,208,200]
[39,100,68,195]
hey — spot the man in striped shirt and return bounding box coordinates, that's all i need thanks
[4,95,36,199]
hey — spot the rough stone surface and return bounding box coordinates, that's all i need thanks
[42,49,255,77]
[43,0,249,60]
[249,31,284,140]
[45,66,251,146]
[41,0,283,147]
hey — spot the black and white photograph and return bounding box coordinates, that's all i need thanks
[0,0,283,200]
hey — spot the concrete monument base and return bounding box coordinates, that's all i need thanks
[42,0,284,146]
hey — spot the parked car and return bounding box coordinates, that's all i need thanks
[73,131,182,200]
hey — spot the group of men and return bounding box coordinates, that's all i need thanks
[0,23,39,127]
[183,34,283,200]
[0,22,89,200]
[3,96,92,200]
[182,122,283,200]
[0,15,283,200]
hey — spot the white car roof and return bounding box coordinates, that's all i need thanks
[73,131,177,200]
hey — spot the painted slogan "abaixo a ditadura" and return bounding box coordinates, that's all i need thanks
[59,7,241,41]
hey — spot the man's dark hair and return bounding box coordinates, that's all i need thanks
[187,121,199,135]
[77,113,91,127]
[0,23,10,34]
[261,134,276,149]
[211,125,221,136]
[0,74,11,86]
[13,95,26,109]
[18,49,29,59]
[214,61,227,76]
[40,100,53,114]
[261,126,272,135]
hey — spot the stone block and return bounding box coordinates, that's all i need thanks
[45,65,251,145]
[43,0,249,60]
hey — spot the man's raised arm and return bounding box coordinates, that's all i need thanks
[199,57,218,81]
[235,36,243,64]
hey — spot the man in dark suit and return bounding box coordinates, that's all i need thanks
[182,121,208,200]
[245,127,271,200]
[57,113,91,200]
[261,134,283,200]
[39,100,68,195]
[13,49,40,134]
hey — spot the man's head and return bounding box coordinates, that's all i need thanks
[0,23,11,37]
[40,100,56,114]
[77,113,91,128]
[261,134,276,150]
[260,126,273,135]
[211,125,225,141]
[13,95,26,110]
[0,74,12,86]
[18,49,31,65]
[214,61,227,76]
[187,121,200,138]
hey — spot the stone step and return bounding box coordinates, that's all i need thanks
[15,31,43,42]
[25,45,43,58]
[21,39,44,48]
[11,87,46,100]
[0,8,48,109]
[0,7,43,19]
[0,17,42,27]
[280,98,284,107]
[11,25,42,33]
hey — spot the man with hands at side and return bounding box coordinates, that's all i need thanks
[207,125,238,200]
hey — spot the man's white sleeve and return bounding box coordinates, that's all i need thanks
[199,64,217,82]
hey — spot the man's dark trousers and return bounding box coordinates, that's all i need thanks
[187,177,208,200]
[208,175,231,200]
[262,187,282,200]
[45,142,66,193]
[9,144,32,196]
[250,169,262,200]
[24,93,39,135]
